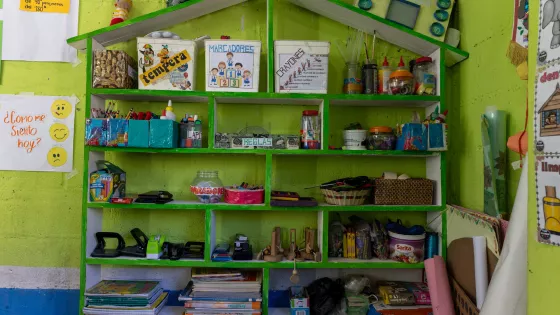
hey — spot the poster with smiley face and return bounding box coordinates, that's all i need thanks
[0,95,77,172]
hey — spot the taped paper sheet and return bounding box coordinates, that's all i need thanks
[2,0,79,62]
[0,94,77,172]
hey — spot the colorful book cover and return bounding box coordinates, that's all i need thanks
[86,288,163,307]
[192,269,242,279]
[184,302,261,309]
[86,292,168,310]
[85,280,161,298]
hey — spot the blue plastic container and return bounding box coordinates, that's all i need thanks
[396,123,427,151]
[149,119,178,148]
[107,119,129,147]
[128,120,150,148]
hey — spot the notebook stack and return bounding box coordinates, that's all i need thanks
[83,280,168,315]
[180,269,262,315]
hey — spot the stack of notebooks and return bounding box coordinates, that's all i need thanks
[83,280,168,315]
[180,269,262,315]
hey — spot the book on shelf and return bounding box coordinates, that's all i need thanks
[85,280,162,298]
[184,302,261,310]
[191,268,242,279]
[86,288,164,307]
[83,292,168,315]
[184,310,261,315]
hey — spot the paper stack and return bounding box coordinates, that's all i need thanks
[83,280,168,315]
[180,269,262,315]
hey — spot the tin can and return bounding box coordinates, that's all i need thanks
[362,63,379,94]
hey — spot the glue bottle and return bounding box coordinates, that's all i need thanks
[165,100,176,121]
[378,56,392,94]
[194,115,202,148]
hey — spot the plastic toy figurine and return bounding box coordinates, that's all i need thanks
[110,0,133,26]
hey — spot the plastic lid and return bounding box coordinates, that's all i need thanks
[369,126,393,133]
[398,56,405,67]
[416,57,433,64]
[389,69,414,79]
[382,56,389,67]
[303,110,319,116]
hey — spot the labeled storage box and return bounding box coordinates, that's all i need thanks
[85,118,108,146]
[275,40,330,94]
[149,120,178,148]
[128,120,150,148]
[374,178,433,205]
[205,40,261,92]
[289,286,310,315]
[137,38,196,91]
[396,123,427,151]
[92,50,137,89]
[107,119,129,147]
[89,161,126,202]
[427,123,448,151]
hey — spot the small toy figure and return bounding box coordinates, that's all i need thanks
[218,62,226,76]
[110,0,133,26]
[139,44,155,68]
[158,45,170,66]
[243,70,252,87]
[226,52,234,67]
[235,63,243,77]
[210,68,218,86]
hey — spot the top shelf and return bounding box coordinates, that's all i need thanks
[67,0,468,67]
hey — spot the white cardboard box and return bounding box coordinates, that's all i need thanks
[275,40,330,94]
[205,40,261,92]
[137,38,197,91]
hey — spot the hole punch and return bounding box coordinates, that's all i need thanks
[91,232,125,258]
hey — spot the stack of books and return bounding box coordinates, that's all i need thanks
[83,280,168,315]
[180,269,262,315]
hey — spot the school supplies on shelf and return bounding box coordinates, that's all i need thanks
[89,161,126,202]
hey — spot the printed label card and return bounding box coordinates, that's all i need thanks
[536,156,560,246]
[534,63,560,154]
[20,0,70,13]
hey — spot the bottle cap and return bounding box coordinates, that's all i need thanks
[383,56,389,67]
[398,56,405,68]
[546,186,557,198]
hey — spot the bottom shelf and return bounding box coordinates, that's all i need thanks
[161,306,185,315]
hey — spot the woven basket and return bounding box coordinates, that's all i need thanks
[374,178,433,205]
[451,278,479,315]
[321,189,371,206]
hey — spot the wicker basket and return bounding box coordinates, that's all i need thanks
[374,178,433,205]
[451,277,479,315]
[321,189,371,206]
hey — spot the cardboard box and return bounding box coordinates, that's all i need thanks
[128,120,149,148]
[107,119,129,147]
[89,161,126,202]
[275,40,330,94]
[427,123,448,151]
[85,118,108,146]
[205,40,261,92]
[289,286,309,315]
[150,120,178,148]
[373,303,433,315]
[396,123,427,151]
[137,38,197,91]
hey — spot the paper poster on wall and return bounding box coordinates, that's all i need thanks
[533,63,560,154]
[0,95,77,172]
[535,156,560,246]
[2,0,78,62]
[538,0,560,65]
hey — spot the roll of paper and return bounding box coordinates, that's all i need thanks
[481,106,507,217]
[424,256,455,315]
[473,236,489,309]
[383,172,398,179]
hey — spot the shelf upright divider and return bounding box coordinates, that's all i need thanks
[321,98,330,150]
[322,210,329,263]
[208,95,216,149]
[265,152,273,206]
[262,267,270,315]
[267,0,274,93]
[205,208,213,263]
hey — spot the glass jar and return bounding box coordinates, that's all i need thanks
[367,126,396,150]
[413,57,436,95]
[301,110,321,150]
[190,171,224,203]
[343,62,362,94]
[388,69,414,95]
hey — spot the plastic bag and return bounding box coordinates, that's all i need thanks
[307,277,345,315]
[344,276,370,295]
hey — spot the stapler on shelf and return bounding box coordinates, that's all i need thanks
[161,242,184,261]
[146,235,166,259]
[120,228,149,258]
[184,242,204,259]
[91,232,125,258]
[232,234,253,261]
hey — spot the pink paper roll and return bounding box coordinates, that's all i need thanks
[425,256,456,315]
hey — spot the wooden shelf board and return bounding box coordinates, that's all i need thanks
[67,0,247,50]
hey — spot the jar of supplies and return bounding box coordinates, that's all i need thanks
[190,171,224,203]
[301,110,321,150]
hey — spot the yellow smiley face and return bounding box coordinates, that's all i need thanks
[51,99,72,119]
[49,123,70,142]
[47,147,68,167]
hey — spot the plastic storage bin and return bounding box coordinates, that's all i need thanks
[149,120,178,148]
[205,40,261,92]
[128,120,149,148]
[107,119,128,147]
[396,123,427,151]
[224,187,264,204]
[275,40,330,94]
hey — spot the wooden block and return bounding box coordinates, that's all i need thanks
[219,78,229,87]
[226,69,236,78]
[230,78,241,88]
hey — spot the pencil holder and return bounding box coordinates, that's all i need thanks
[128,120,150,148]
[85,118,108,146]
[107,119,129,147]
[149,120,178,148]
[396,123,427,151]
[427,123,448,151]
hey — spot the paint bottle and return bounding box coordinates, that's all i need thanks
[378,56,392,94]
[544,186,560,234]
[194,115,202,148]
[165,100,176,121]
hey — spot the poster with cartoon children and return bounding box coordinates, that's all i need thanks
[205,41,261,92]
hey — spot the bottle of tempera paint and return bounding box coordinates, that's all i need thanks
[544,186,560,235]
[378,57,392,94]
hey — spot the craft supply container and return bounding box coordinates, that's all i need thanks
[190,171,224,203]
[362,63,378,94]
[205,40,261,92]
[343,62,362,94]
[149,120,178,148]
[274,40,330,94]
[374,178,434,205]
[413,57,436,95]
[388,231,426,263]
[128,120,150,148]
[180,122,202,148]
[396,123,427,151]
[85,118,108,146]
[92,50,137,89]
[224,187,264,204]
[301,110,321,149]
[343,130,367,150]
[321,189,371,205]
[427,123,448,151]
[137,38,197,91]
[388,69,414,95]
[367,126,396,150]
[107,119,129,147]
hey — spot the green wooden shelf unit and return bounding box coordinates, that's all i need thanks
[71,0,465,313]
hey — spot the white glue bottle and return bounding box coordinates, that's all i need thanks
[378,56,392,94]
